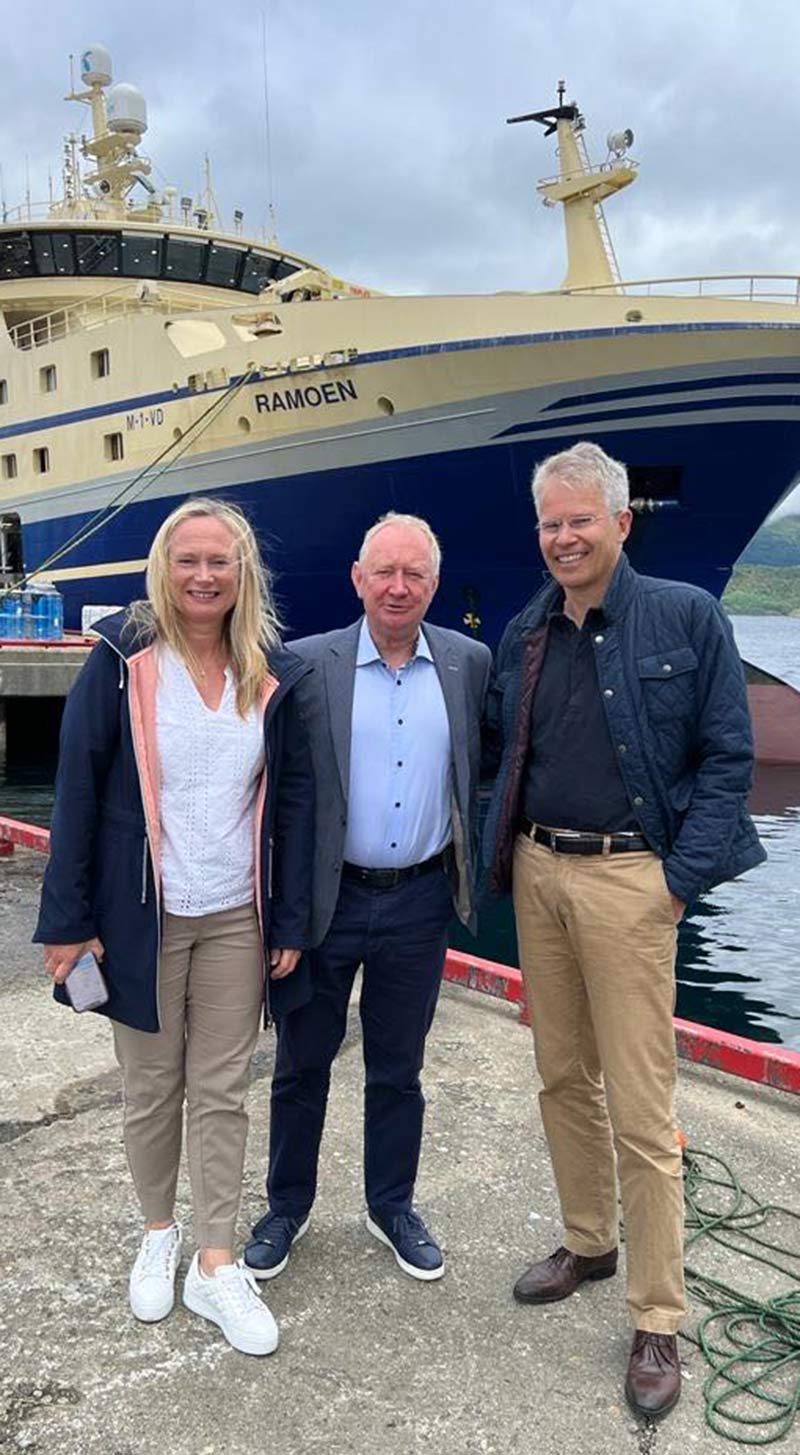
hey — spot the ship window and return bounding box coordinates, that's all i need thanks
[40,365,57,394]
[104,432,124,462]
[76,233,119,276]
[33,447,50,474]
[164,237,207,282]
[205,244,245,288]
[2,453,17,480]
[52,234,77,275]
[0,380,7,404]
[91,348,110,379]
[32,233,57,275]
[121,232,162,278]
[0,232,35,278]
[275,258,300,281]
[240,251,281,294]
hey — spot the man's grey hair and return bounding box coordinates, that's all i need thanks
[531,441,630,517]
[358,512,442,576]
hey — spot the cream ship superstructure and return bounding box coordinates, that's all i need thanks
[2,49,800,641]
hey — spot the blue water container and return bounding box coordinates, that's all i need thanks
[0,589,25,639]
[31,582,63,639]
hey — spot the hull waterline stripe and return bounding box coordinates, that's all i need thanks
[3,319,800,443]
[495,393,800,439]
[43,558,148,583]
[542,370,800,410]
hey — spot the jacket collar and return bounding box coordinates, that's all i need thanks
[521,551,638,633]
[92,607,308,687]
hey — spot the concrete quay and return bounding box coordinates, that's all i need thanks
[2,847,799,1455]
[0,640,93,767]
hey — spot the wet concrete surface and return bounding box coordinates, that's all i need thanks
[2,847,799,1454]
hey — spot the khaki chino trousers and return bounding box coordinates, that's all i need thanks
[112,902,264,1248]
[512,835,687,1334]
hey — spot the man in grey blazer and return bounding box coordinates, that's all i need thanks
[245,512,491,1282]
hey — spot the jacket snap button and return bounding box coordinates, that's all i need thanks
[633,795,644,806]
[603,688,614,698]
[594,634,604,644]
[618,743,627,753]
[662,663,672,673]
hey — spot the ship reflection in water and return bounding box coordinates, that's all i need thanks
[676,765,800,1049]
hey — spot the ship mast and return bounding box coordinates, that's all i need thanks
[508,83,638,292]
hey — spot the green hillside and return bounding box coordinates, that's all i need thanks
[723,564,800,616]
[738,514,800,567]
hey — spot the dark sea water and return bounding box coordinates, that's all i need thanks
[2,616,799,1046]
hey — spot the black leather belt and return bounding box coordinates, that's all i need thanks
[342,850,448,889]
[518,816,649,856]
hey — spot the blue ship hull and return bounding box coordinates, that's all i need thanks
[22,415,800,646]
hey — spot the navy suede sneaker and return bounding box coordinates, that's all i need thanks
[244,1211,310,1280]
[366,1208,445,1281]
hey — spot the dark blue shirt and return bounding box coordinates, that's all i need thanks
[522,606,639,833]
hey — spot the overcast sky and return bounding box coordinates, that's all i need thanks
[3,0,799,514]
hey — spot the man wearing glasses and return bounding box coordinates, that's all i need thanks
[483,441,764,1420]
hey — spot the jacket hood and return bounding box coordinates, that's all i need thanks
[92,608,309,688]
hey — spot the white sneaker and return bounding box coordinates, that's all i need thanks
[182,1252,279,1356]
[129,1222,183,1322]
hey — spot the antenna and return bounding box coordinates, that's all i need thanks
[0,165,6,224]
[261,6,278,243]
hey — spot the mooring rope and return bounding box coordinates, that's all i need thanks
[681,1147,800,1445]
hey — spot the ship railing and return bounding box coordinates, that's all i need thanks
[1,201,56,224]
[6,290,209,351]
[562,273,800,304]
[539,158,640,189]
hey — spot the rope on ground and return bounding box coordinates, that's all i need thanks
[681,1146,800,1445]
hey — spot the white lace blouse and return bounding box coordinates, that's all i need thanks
[156,647,265,917]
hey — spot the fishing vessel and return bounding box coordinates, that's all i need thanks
[1,49,800,643]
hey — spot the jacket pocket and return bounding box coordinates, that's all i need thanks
[637,646,698,734]
[636,646,698,680]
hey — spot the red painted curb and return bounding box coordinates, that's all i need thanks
[0,816,51,852]
[444,949,800,1096]
[673,1016,800,1096]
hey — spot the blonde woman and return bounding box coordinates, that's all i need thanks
[35,498,314,1356]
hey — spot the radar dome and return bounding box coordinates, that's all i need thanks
[81,45,113,87]
[107,83,147,136]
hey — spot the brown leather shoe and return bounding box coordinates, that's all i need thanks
[625,1331,681,1419]
[513,1244,618,1304]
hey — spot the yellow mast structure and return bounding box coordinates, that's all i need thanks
[509,82,638,292]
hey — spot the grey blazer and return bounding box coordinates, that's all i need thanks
[290,618,492,945]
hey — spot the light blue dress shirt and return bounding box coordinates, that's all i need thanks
[343,620,453,869]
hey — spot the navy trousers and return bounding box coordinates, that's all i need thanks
[268,867,453,1218]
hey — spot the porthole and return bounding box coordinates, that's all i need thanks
[377,395,395,416]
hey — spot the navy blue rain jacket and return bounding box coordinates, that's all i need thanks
[483,554,766,906]
[34,611,316,1029]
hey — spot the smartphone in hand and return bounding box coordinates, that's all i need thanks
[64,951,109,1013]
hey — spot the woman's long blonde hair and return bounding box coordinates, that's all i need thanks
[129,497,282,715]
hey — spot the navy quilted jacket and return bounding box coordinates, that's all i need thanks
[483,553,766,906]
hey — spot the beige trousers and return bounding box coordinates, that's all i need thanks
[512,835,687,1334]
[112,902,264,1247]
